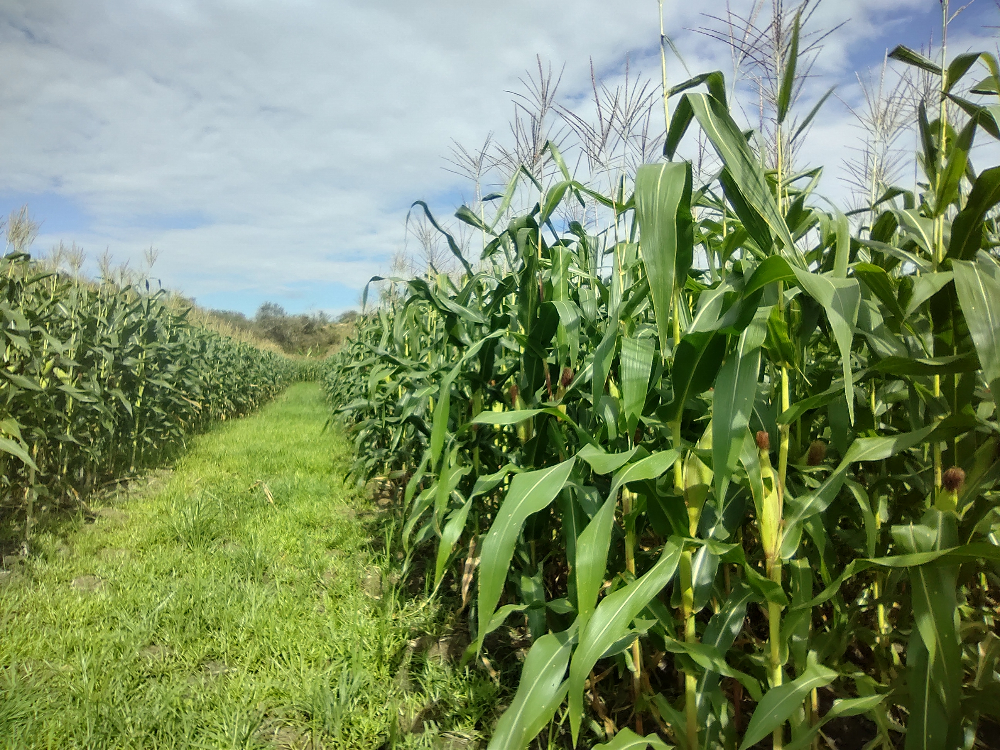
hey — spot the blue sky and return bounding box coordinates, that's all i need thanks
[1,0,997,316]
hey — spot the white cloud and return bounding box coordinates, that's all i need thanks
[1,0,996,313]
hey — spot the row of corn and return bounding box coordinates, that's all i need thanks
[324,39,1000,750]
[2,251,299,536]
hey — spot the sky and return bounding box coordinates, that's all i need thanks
[1,0,997,316]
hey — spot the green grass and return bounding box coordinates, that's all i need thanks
[0,383,498,749]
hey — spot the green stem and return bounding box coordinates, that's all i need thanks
[671,285,684,493]
[777,365,791,491]
[760,442,784,750]
[680,549,698,750]
[623,488,644,732]
[658,0,670,132]
[932,0,950,499]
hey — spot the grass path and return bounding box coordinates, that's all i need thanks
[0,383,496,749]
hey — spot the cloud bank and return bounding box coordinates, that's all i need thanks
[1,0,996,314]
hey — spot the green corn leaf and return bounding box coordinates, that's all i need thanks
[575,450,680,634]
[482,603,529,638]
[790,541,1000,613]
[696,581,757,713]
[434,495,474,588]
[895,515,963,750]
[662,636,762,701]
[0,437,37,471]
[888,45,942,75]
[739,428,765,516]
[945,51,984,93]
[473,408,564,426]
[950,93,1000,140]
[551,299,582,366]
[664,94,695,160]
[743,256,796,295]
[574,492,618,634]
[904,633,952,750]
[783,694,887,750]
[776,372,861,424]
[593,314,620,409]
[782,423,937,541]
[469,463,521,500]
[569,539,683,744]
[0,418,24,441]
[690,542,719,613]
[918,101,938,183]
[431,332,502,467]
[664,331,727,423]
[776,11,800,125]
[518,302,559,400]
[857,238,932,272]
[766,298,796,367]
[434,447,466,526]
[719,168,773,256]
[546,140,574,180]
[738,657,838,750]
[949,253,1000,396]
[854,263,905,320]
[652,693,688,748]
[1,371,42,391]
[972,66,1000,96]
[621,336,656,433]
[935,118,977,215]
[429,368,457,468]
[410,201,474,276]
[488,169,524,232]
[668,70,727,103]
[477,458,576,648]
[949,166,1000,260]
[686,93,798,256]
[540,181,573,224]
[792,86,835,141]
[487,629,575,750]
[870,353,980,376]
[781,469,850,556]
[842,422,938,464]
[455,204,492,234]
[712,311,765,502]
[791,269,860,423]
[635,162,694,358]
[577,444,646,475]
[591,727,672,750]
[832,209,851,277]
[473,407,595,448]
[901,272,954,319]
[559,490,586,590]
[742,560,790,606]
[606,454,682,519]
[785,560,813,670]
[896,207,936,257]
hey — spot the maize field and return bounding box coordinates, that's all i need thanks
[1,250,297,545]
[325,33,1000,750]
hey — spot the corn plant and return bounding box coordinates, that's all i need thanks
[327,31,1000,749]
[1,252,299,545]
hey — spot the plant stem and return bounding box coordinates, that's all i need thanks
[659,0,670,132]
[932,0,950,498]
[671,285,684,492]
[680,548,698,750]
[24,463,36,555]
[759,440,784,750]
[623,488,644,733]
[778,365,791,491]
